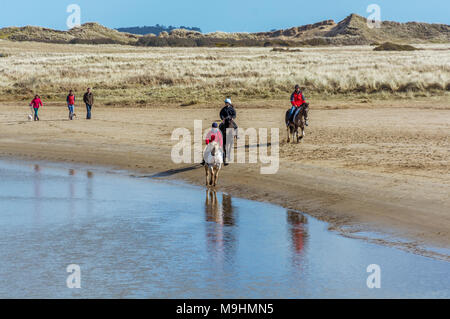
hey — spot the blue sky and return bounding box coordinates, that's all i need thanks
[1,0,448,32]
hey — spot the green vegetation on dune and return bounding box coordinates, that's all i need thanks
[374,42,418,51]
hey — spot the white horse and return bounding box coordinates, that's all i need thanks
[203,141,223,187]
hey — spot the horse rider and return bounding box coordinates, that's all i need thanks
[202,122,224,166]
[287,85,309,126]
[220,98,238,133]
[206,122,223,148]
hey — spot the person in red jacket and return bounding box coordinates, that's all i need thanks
[287,85,309,126]
[29,95,43,121]
[201,122,224,166]
[66,90,76,120]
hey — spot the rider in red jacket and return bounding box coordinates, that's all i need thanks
[288,85,308,126]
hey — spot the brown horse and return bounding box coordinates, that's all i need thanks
[286,103,308,143]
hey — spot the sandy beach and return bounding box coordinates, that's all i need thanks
[0,98,449,255]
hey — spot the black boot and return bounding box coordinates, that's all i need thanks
[223,153,228,166]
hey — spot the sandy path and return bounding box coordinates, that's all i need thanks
[0,101,449,254]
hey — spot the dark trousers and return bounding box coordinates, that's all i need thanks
[86,104,92,119]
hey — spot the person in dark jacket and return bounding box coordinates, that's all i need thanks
[219,98,239,166]
[220,98,238,130]
[83,88,94,120]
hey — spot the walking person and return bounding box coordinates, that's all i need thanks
[66,90,76,120]
[29,95,43,121]
[83,88,94,120]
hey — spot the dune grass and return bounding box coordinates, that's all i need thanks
[0,41,448,106]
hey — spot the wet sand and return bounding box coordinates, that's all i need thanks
[0,99,449,253]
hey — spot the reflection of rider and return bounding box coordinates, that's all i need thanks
[288,85,309,126]
[287,210,307,254]
[204,190,237,265]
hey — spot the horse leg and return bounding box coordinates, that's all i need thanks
[212,168,216,187]
[293,126,297,143]
[214,167,221,187]
[298,123,305,142]
[205,165,209,186]
[209,167,214,186]
[286,126,290,143]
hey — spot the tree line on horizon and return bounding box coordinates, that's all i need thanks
[116,24,202,36]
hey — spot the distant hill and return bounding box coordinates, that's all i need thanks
[0,14,448,46]
[137,14,450,47]
[116,25,201,36]
[0,22,139,44]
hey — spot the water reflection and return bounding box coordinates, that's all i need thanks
[287,210,308,256]
[204,190,235,226]
[204,190,236,266]
[33,164,41,224]
[1,160,449,298]
[221,194,235,226]
[86,171,94,214]
[68,169,76,218]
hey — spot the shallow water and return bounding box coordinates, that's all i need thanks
[0,159,448,298]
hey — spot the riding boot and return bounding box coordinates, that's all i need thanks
[223,152,228,166]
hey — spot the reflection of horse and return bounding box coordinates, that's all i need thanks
[204,190,237,265]
[286,103,308,143]
[219,117,236,163]
[205,189,221,223]
[204,190,235,225]
[203,141,223,187]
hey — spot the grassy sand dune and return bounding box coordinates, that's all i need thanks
[0,41,448,106]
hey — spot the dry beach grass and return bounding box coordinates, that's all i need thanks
[0,41,448,106]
